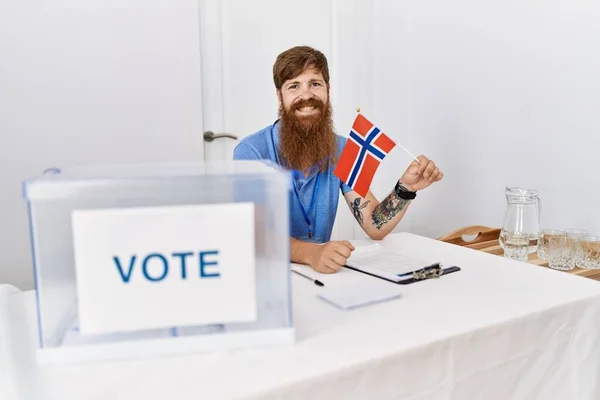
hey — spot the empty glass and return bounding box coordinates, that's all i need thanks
[502,232,529,262]
[538,229,565,261]
[547,235,573,271]
[564,229,588,269]
[580,236,600,270]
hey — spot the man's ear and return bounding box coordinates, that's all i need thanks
[276,89,282,106]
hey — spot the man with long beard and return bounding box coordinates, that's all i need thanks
[233,46,443,274]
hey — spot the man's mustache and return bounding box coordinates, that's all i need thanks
[292,97,324,112]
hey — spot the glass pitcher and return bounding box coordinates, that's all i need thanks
[499,187,541,255]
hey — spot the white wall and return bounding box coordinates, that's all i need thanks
[371,0,600,240]
[0,0,375,290]
[0,0,205,290]
[2,0,599,289]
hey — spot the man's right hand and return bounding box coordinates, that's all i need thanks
[308,240,355,274]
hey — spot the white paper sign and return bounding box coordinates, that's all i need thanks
[71,202,256,335]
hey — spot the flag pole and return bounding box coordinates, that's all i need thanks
[396,142,421,165]
[356,108,421,165]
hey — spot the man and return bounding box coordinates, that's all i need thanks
[233,46,443,273]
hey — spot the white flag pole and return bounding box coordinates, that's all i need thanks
[356,107,421,165]
[396,141,421,165]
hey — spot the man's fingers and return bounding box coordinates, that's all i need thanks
[403,155,442,188]
[340,240,355,251]
[423,162,436,179]
[418,162,430,176]
[313,241,355,274]
[328,252,348,267]
[323,260,343,272]
[416,156,429,175]
[316,263,337,274]
[429,167,439,181]
[332,243,352,258]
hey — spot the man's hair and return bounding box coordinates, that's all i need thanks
[273,46,330,90]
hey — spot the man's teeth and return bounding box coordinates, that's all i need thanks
[299,106,315,111]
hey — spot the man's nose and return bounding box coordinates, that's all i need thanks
[298,84,313,99]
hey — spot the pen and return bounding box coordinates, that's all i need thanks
[292,269,325,287]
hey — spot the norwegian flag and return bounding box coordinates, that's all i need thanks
[334,113,396,197]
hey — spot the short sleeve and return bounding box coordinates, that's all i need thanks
[340,181,352,194]
[232,142,261,160]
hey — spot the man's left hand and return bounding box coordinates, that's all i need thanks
[399,155,443,191]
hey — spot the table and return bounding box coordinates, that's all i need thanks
[467,236,600,281]
[3,232,600,400]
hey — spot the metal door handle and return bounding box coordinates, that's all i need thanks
[203,131,238,142]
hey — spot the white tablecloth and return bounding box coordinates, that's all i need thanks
[3,232,600,400]
[1,284,22,400]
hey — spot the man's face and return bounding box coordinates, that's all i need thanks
[276,66,336,172]
[278,67,329,122]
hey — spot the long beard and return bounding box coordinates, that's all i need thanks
[278,98,337,172]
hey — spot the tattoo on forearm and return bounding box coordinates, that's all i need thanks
[371,191,409,230]
[350,197,370,226]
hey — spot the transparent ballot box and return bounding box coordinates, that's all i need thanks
[23,160,294,364]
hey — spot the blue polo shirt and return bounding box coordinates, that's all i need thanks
[233,120,352,243]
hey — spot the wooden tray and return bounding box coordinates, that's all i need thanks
[472,238,600,281]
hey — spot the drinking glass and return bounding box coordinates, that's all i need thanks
[580,236,600,270]
[503,232,529,262]
[564,229,588,269]
[547,235,573,271]
[538,229,565,261]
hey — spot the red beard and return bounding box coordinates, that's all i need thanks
[278,97,337,172]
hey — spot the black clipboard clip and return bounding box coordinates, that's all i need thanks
[413,263,443,280]
[398,263,461,285]
[342,262,461,285]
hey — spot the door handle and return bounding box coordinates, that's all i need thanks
[203,131,238,142]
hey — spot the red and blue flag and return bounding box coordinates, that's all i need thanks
[334,113,396,197]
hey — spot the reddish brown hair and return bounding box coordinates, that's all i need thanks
[273,46,330,90]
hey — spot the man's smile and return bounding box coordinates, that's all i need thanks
[295,105,319,116]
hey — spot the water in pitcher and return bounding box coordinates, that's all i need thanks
[499,230,539,256]
[500,187,541,256]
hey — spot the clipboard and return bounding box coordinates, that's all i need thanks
[343,263,461,285]
[340,244,461,285]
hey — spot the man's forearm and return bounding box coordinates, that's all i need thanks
[371,188,411,231]
[354,187,411,240]
[290,237,318,265]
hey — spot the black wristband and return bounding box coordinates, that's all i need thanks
[395,181,417,200]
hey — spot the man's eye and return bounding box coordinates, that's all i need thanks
[288,84,298,90]
[311,82,321,87]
